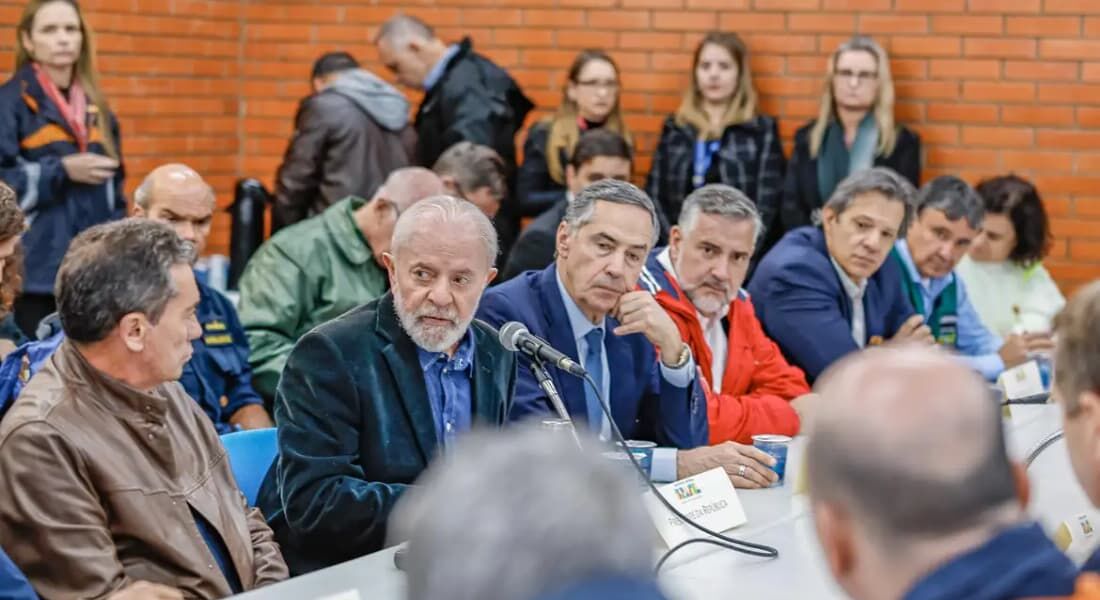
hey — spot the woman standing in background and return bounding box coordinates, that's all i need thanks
[516,50,630,219]
[957,175,1065,337]
[773,35,919,254]
[0,0,124,337]
[646,31,784,237]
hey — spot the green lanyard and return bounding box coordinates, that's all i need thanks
[892,249,959,348]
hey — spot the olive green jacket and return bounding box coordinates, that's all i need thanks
[238,197,388,398]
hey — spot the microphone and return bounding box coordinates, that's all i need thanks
[498,321,587,378]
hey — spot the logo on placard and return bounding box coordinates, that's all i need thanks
[1080,515,1095,537]
[673,480,702,501]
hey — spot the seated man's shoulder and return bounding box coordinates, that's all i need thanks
[483,268,541,305]
[755,229,832,285]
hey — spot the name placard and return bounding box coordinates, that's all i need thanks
[998,359,1045,401]
[643,466,747,548]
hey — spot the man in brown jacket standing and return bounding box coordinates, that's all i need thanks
[0,219,288,599]
[273,51,416,229]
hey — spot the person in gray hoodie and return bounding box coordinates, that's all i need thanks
[273,51,416,229]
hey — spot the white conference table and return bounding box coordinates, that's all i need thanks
[234,404,1082,600]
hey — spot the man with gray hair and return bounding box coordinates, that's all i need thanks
[808,345,1077,599]
[478,179,708,483]
[392,428,668,600]
[635,184,810,487]
[893,175,1048,381]
[256,196,515,574]
[433,141,507,219]
[238,166,447,399]
[748,167,931,382]
[0,219,288,599]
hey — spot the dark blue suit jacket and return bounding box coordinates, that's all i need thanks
[747,226,914,382]
[477,264,707,448]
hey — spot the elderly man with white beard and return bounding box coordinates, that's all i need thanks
[255,196,516,575]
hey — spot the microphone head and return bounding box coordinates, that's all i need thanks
[499,321,529,352]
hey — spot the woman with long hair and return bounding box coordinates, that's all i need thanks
[0,183,27,355]
[772,35,920,253]
[516,49,631,218]
[646,31,784,234]
[956,175,1065,337]
[0,0,124,337]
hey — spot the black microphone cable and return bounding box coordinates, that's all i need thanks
[579,373,780,573]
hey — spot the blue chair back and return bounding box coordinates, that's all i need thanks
[220,428,278,506]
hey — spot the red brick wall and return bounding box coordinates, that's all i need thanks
[2,0,1099,292]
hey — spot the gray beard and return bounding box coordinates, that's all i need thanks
[392,287,470,353]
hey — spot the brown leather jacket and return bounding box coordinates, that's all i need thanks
[0,341,288,599]
[273,69,416,229]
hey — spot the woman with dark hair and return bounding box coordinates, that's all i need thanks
[957,175,1064,337]
[0,0,124,338]
[773,35,920,253]
[0,183,27,356]
[646,31,784,233]
[516,49,630,218]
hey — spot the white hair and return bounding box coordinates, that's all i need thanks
[390,195,499,266]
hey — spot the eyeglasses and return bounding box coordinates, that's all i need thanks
[835,69,879,84]
[574,79,619,91]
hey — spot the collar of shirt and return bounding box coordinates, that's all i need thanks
[554,267,606,344]
[655,247,724,332]
[416,326,476,374]
[895,239,955,300]
[830,257,868,301]
[423,44,461,92]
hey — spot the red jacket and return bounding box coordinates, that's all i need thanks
[640,251,806,444]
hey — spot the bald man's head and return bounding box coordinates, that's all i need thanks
[133,164,216,259]
[356,167,447,266]
[808,346,1020,542]
[376,166,448,214]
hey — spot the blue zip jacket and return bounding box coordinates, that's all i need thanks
[0,64,125,294]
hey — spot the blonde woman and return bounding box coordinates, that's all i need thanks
[773,35,920,252]
[0,0,124,337]
[517,49,630,218]
[647,31,784,233]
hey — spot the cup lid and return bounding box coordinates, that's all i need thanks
[752,434,793,444]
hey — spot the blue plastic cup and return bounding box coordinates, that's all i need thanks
[617,440,656,473]
[752,434,792,487]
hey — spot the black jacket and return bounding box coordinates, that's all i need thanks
[770,120,920,253]
[274,69,415,229]
[646,115,785,231]
[500,200,565,282]
[415,38,534,260]
[414,37,533,175]
[255,292,516,574]
[515,121,566,218]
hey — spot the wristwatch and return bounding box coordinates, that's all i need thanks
[665,343,692,369]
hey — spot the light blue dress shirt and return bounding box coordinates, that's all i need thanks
[416,329,476,450]
[894,240,1005,381]
[554,271,690,482]
[423,44,460,91]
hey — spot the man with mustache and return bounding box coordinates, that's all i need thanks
[893,175,1047,381]
[749,167,931,383]
[637,185,810,487]
[256,196,515,574]
[478,179,707,483]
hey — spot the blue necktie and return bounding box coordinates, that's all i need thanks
[583,328,605,433]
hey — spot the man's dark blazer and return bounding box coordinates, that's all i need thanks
[476,264,707,449]
[255,292,516,574]
[747,226,915,383]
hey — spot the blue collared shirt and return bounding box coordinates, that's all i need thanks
[423,44,460,91]
[554,271,690,482]
[416,329,476,449]
[894,240,1005,381]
